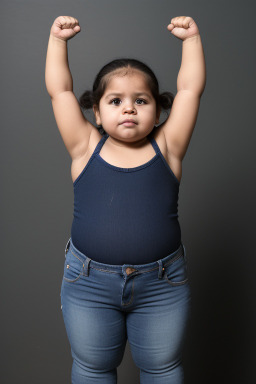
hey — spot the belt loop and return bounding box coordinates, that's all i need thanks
[182,242,187,262]
[64,238,71,256]
[83,257,92,277]
[157,259,165,279]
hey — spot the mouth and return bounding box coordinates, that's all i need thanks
[120,119,137,125]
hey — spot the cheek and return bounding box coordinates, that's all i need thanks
[100,110,118,126]
[103,112,116,122]
[145,106,157,119]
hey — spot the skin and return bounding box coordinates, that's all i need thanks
[93,70,161,150]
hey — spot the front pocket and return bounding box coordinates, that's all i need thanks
[63,249,85,283]
[163,253,188,286]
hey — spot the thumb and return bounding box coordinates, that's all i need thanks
[167,23,174,31]
[73,25,81,33]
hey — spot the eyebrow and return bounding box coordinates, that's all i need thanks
[105,92,152,100]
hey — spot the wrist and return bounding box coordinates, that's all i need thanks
[183,33,201,43]
[50,33,67,44]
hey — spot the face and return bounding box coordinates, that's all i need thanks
[93,70,160,142]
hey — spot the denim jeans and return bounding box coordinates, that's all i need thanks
[60,237,191,384]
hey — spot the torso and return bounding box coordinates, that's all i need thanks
[71,125,182,184]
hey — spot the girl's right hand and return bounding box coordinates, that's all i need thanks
[50,16,81,41]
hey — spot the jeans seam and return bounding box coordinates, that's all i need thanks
[90,266,159,274]
[164,253,183,268]
[63,271,83,283]
[164,274,189,286]
[122,277,136,306]
[70,250,85,264]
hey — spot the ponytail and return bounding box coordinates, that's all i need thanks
[159,91,175,110]
[79,90,94,109]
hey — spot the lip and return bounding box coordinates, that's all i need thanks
[120,119,137,125]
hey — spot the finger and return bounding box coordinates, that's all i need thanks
[67,16,74,29]
[171,16,188,28]
[169,17,180,30]
[67,16,77,29]
[70,16,77,25]
[176,17,186,28]
[59,16,71,28]
[182,17,192,28]
[71,17,80,29]
[57,16,69,29]
[57,16,68,26]
[63,16,73,29]
[168,17,177,30]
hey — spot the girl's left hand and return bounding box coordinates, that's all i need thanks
[167,16,199,41]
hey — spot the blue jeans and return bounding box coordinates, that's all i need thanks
[60,237,191,383]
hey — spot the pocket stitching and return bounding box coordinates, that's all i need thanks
[63,250,85,283]
[164,254,188,286]
[164,273,188,286]
[63,271,83,283]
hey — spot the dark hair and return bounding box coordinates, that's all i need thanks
[79,58,174,135]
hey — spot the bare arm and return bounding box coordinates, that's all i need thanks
[45,34,73,97]
[161,17,206,161]
[177,34,206,95]
[45,16,93,160]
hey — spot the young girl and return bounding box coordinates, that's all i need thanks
[45,15,206,384]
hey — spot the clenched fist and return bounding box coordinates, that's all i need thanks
[167,16,199,41]
[50,16,81,41]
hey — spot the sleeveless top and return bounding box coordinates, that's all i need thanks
[70,129,181,265]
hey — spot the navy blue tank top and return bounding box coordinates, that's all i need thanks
[71,130,181,265]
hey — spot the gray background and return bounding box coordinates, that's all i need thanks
[1,0,255,383]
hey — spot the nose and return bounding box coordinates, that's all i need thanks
[123,101,137,114]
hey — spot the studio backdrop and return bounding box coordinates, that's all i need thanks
[1,0,255,383]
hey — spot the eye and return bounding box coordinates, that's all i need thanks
[110,98,122,106]
[136,98,147,105]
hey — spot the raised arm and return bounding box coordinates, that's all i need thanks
[45,16,94,160]
[161,16,206,161]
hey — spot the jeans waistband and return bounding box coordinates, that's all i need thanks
[64,237,186,279]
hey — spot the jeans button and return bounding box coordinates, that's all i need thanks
[126,267,137,275]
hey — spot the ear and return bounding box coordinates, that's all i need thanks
[93,105,102,125]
